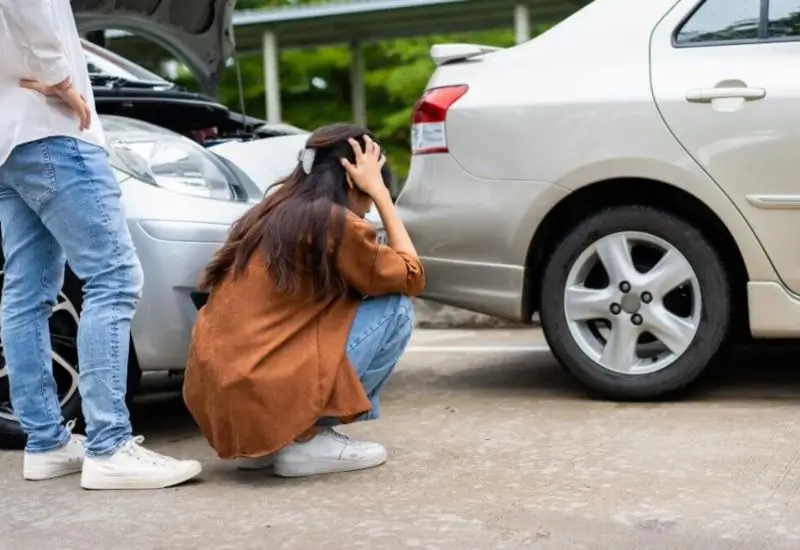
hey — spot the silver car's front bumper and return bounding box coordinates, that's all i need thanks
[119,175,252,371]
[127,219,237,371]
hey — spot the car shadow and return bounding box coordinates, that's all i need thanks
[689,345,800,402]
[130,373,196,440]
[130,344,800,440]
[400,345,800,403]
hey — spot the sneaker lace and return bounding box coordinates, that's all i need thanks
[323,428,353,443]
[122,435,178,466]
[65,419,86,443]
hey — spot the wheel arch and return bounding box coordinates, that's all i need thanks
[62,269,143,396]
[522,177,750,335]
[0,247,143,394]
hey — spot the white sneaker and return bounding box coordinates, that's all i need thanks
[80,436,202,490]
[273,428,387,478]
[23,422,86,481]
[235,454,275,471]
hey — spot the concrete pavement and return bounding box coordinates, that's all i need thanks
[3,329,800,549]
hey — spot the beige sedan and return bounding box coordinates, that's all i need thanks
[397,0,800,399]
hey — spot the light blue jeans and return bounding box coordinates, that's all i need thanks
[321,294,414,426]
[0,137,143,457]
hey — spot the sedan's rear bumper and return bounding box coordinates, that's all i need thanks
[397,154,568,322]
[413,257,526,321]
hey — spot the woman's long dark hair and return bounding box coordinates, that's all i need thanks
[198,123,390,299]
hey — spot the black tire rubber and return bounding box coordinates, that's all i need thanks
[0,269,141,450]
[540,206,731,400]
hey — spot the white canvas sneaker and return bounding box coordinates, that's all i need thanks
[235,454,275,471]
[81,436,202,490]
[23,422,86,481]
[273,428,387,478]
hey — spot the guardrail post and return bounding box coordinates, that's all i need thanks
[350,40,367,127]
[262,30,282,123]
[514,4,531,44]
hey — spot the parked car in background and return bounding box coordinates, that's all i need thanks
[82,39,306,144]
[398,0,800,399]
[0,0,305,448]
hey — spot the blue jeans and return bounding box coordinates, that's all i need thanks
[320,294,414,425]
[0,137,143,457]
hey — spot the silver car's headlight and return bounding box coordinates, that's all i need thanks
[108,134,234,200]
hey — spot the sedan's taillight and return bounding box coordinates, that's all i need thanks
[411,85,468,155]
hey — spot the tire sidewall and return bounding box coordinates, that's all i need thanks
[0,271,84,450]
[540,206,731,400]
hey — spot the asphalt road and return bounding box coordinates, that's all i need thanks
[4,328,800,549]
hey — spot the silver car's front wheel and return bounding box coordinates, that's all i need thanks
[0,288,81,421]
[541,206,731,400]
[0,270,84,449]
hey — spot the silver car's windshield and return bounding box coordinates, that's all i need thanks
[82,39,168,83]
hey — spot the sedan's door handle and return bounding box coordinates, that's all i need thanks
[686,87,766,103]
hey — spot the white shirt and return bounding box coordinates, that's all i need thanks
[0,0,104,168]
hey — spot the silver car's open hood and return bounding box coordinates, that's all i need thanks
[72,0,235,94]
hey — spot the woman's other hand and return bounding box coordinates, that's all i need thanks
[341,136,418,262]
[340,135,388,200]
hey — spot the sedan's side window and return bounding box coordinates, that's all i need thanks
[675,0,761,45]
[768,0,800,37]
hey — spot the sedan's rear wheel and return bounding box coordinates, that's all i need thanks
[540,206,731,399]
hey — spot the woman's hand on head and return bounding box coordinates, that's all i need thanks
[340,136,389,200]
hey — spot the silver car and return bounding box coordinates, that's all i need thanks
[0,0,309,447]
[398,0,800,399]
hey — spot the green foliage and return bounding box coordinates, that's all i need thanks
[176,0,540,180]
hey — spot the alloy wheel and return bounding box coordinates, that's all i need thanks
[563,231,701,375]
[0,271,80,422]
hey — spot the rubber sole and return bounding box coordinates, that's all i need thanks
[23,462,83,481]
[80,461,203,490]
[235,456,275,471]
[273,451,387,478]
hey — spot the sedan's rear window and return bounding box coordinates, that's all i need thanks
[675,0,760,45]
[768,0,800,38]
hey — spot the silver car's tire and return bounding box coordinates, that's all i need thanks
[0,271,84,450]
[540,206,731,400]
[0,267,142,450]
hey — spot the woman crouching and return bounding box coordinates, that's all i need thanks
[183,123,425,478]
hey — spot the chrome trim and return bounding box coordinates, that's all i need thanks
[746,195,800,210]
[137,220,232,243]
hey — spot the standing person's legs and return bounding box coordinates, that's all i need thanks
[0,167,83,479]
[272,294,414,477]
[0,137,201,489]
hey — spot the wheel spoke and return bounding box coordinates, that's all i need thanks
[600,320,640,372]
[0,364,14,421]
[0,274,81,423]
[565,285,614,321]
[644,305,697,355]
[54,291,80,323]
[642,249,694,297]
[595,234,637,284]
[52,351,79,408]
